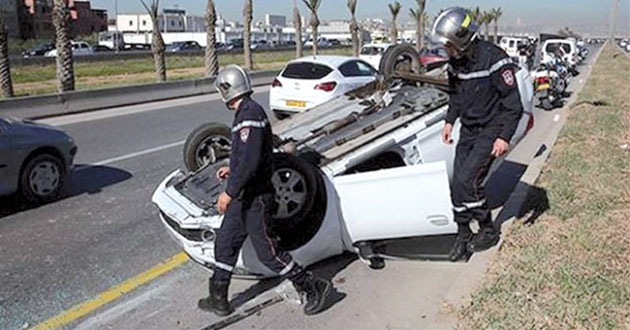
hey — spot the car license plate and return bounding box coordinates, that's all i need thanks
[286,100,306,107]
[536,83,550,91]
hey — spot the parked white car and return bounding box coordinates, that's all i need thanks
[499,37,528,59]
[269,56,378,119]
[359,43,395,71]
[541,39,580,67]
[45,41,93,57]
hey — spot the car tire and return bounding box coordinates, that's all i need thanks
[270,153,327,251]
[379,44,422,81]
[273,110,290,121]
[183,123,232,172]
[19,153,65,204]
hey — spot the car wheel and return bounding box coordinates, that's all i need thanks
[270,153,327,251]
[183,123,232,172]
[541,98,554,110]
[19,154,65,203]
[379,44,421,81]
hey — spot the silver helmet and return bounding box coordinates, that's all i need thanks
[214,65,253,104]
[431,7,479,52]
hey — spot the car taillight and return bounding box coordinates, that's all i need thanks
[314,81,337,92]
[526,115,535,133]
[272,78,282,88]
[537,76,550,84]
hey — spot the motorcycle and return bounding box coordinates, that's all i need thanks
[533,60,567,110]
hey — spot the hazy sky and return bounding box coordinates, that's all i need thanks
[91,0,629,30]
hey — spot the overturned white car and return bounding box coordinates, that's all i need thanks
[152,46,535,279]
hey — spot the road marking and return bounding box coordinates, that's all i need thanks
[30,252,189,330]
[76,140,185,170]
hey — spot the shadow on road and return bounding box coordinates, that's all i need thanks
[486,160,529,209]
[496,182,550,227]
[0,165,132,219]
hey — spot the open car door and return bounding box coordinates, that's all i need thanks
[333,161,456,245]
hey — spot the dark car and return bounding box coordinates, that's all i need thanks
[22,42,55,58]
[91,44,113,52]
[227,38,244,50]
[0,117,77,203]
[166,41,203,53]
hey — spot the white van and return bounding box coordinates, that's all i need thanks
[499,37,528,59]
[541,39,579,67]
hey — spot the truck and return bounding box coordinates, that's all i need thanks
[151,45,535,278]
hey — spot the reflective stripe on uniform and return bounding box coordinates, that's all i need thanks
[232,120,268,133]
[278,260,295,276]
[455,58,512,80]
[214,261,234,272]
[452,198,487,212]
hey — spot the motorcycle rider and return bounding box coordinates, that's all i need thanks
[198,65,331,316]
[431,7,524,261]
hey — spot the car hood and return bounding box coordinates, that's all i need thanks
[3,117,72,142]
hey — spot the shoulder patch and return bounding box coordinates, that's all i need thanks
[240,127,250,143]
[501,69,516,87]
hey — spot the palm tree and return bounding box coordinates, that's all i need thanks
[205,0,219,77]
[482,11,493,41]
[388,1,401,43]
[302,0,322,55]
[491,7,503,44]
[140,0,166,82]
[293,0,303,58]
[243,0,253,70]
[347,0,360,57]
[0,14,14,98]
[52,0,75,92]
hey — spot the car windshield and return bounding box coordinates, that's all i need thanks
[361,46,384,55]
[281,62,333,80]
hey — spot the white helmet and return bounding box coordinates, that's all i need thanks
[214,65,253,104]
[431,7,479,52]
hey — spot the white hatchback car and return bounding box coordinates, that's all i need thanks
[269,56,378,120]
[359,43,395,70]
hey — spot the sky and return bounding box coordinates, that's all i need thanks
[91,0,630,34]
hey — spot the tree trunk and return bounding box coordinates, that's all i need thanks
[350,18,359,57]
[205,0,219,77]
[243,0,253,70]
[152,23,166,81]
[52,0,75,92]
[494,22,499,44]
[311,15,319,56]
[485,23,490,41]
[294,5,303,58]
[391,19,397,44]
[0,15,14,98]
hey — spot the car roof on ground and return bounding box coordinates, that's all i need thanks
[290,55,356,68]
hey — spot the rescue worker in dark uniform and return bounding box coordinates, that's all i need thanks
[431,8,524,261]
[198,65,331,316]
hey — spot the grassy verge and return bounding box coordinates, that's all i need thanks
[10,48,352,97]
[459,43,630,328]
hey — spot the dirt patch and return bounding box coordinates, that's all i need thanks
[459,43,630,329]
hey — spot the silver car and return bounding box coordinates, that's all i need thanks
[0,116,77,203]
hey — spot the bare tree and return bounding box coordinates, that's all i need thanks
[482,11,492,41]
[243,0,253,70]
[469,6,482,22]
[205,0,219,77]
[141,0,166,82]
[411,0,426,50]
[388,1,401,43]
[302,0,322,55]
[0,14,14,98]
[52,0,75,92]
[491,7,503,44]
[293,0,303,58]
[347,0,360,57]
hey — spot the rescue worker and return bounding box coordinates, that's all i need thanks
[431,8,523,261]
[197,65,331,316]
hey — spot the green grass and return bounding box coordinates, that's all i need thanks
[9,47,352,96]
[459,43,630,329]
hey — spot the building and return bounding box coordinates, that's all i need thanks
[0,0,20,37]
[311,20,371,44]
[117,9,186,34]
[265,14,286,28]
[72,0,107,35]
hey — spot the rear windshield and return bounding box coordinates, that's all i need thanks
[281,62,333,80]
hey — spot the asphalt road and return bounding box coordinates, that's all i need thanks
[0,87,272,330]
[0,44,601,330]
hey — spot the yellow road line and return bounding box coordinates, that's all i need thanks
[30,252,189,330]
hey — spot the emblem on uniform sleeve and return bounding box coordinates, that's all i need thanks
[240,127,250,142]
[501,69,515,87]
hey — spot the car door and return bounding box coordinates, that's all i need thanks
[333,161,455,244]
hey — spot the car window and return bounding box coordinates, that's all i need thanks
[281,62,333,80]
[545,43,558,53]
[561,44,571,53]
[360,46,384,55]
[509,40,515,48]
[339,61,376,77]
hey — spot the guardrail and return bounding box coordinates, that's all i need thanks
[11,45,352,67]
[0,70,278,120]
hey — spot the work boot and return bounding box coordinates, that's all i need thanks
[198,278,232,316]
[467,227,500,252]
[293,272,331,315]
[449,232,472,262]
